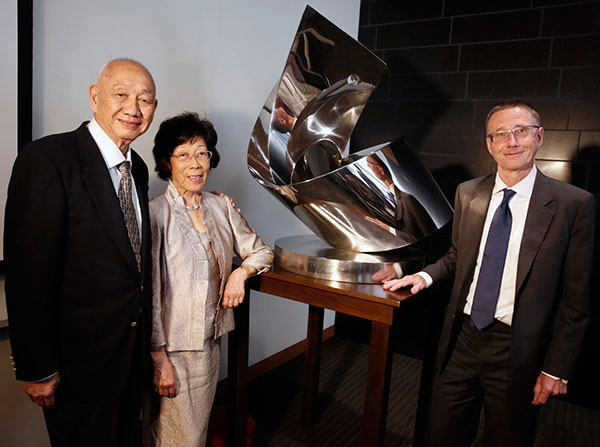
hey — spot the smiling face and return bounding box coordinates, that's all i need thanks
[89,60,158,153]
[486,106,544,185]
[169,138,211,196]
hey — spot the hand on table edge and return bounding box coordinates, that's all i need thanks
[222,265,256,308]
[383,273,428,295]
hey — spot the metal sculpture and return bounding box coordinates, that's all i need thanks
[247,6,453,281]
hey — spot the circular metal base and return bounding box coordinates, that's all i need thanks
[274,235,426,284]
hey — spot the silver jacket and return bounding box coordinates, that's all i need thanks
[150,181,273,351]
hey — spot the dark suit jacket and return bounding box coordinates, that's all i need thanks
[4,122,152,404]
[424,171,595,399]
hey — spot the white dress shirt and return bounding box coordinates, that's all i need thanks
[87,118,142,238]
[463,166,537,326]
[417,167,537,326]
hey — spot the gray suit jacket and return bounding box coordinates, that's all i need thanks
[150,182,273,352]
[424,170,595,396]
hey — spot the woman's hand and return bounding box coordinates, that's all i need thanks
[151,347,177,398]
[222,267,252,308]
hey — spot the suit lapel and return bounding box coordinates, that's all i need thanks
[464,179,494,265]
[76,123,139,274]
[516,172,554,296]
[445,175,495,320]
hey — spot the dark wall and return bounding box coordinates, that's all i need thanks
[356,0,600,408]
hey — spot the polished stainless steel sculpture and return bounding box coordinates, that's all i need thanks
[248,6,453,282]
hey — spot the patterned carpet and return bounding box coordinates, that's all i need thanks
[247,336,600,447]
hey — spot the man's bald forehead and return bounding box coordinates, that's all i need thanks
[97,58,155,87]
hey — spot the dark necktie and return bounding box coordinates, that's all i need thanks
[470,189,516,330]
[118,161,141,270]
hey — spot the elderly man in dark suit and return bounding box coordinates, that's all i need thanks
[4,58,157,445]
[384,100,595,446]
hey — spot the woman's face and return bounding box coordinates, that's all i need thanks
[169,137,211,195]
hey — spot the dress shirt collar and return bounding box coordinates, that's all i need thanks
[492,165,537,199]
[87,118,132,169]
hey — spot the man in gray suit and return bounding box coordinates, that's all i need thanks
[384,100,595,446]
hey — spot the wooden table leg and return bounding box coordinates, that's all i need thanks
[302,304,324,428]
[227,290,250,447]
[360,320,393,447]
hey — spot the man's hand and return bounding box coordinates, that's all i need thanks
[151,348,177,398]
[23,373,60,407]
[371,265,399,283]
[532,373,567,405]
[383,274,427,294]
[210,190,241,213]
[222,267,248,308]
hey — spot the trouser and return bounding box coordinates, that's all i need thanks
[424,317,539,447]
[43,338,143,446]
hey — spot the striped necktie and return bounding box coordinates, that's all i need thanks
[117,161,141,270]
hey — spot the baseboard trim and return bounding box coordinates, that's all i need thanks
[216,325,334,400]
[247,324,334,382]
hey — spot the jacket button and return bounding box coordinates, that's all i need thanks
[131,321,138,327]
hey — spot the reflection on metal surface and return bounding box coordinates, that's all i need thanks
[248,6,453,267]
[275,236,425,284]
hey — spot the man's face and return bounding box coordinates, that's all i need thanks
[89,61,157,152]
[366,156,389,182]
[486,107,544,179]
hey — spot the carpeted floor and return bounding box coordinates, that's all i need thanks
[247,336,600,447]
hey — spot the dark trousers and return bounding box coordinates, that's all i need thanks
[43,339,143,446]
[424,317,538,447]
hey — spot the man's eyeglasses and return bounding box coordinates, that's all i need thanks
[171,151,213,163]
[487,125,540,144]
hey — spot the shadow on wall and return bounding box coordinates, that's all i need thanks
[566,143,600,410]
[577,144,600,194]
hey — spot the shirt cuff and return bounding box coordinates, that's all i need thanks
[30,372,59,383]
[542,371,568,384]
[415,271,433,288]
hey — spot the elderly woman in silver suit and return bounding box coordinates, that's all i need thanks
[148,112,273,446]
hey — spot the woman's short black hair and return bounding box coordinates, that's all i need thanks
[152,112,221,181]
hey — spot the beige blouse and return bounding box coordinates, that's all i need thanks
[150,182,274,352]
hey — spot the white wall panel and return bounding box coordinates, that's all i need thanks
[32,0,360,373]
[0,0,18,324]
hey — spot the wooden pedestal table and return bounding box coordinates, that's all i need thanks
[227,265,412,447]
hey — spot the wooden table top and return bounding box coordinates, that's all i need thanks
[251,265,414,308]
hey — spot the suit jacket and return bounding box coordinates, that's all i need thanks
[4,122,152,404]
[424,171,595,398]
[150,182,274,352]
